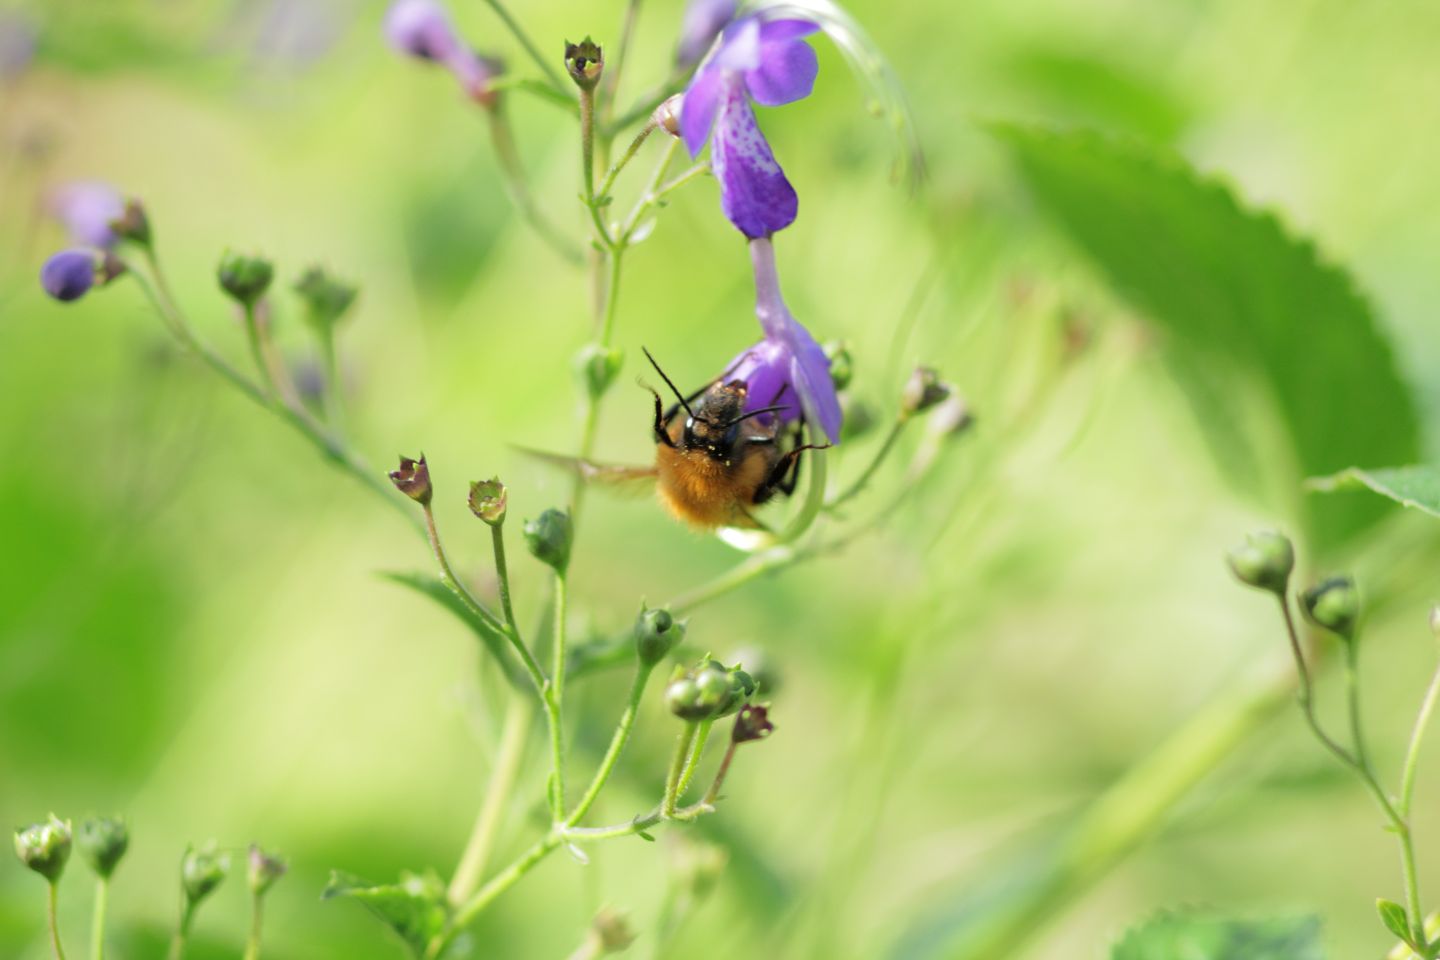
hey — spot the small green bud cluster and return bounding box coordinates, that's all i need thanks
[182,843,231,908]
[1301,576,1360,641]
[14,815,71,883]
[77,816,129,879]
[1225,531,1294,596]
[217,251,275,308]
[294,265,358,332]
[248,844,287,896]
[665,658,755,721]
[524,508,573,573]
[635,607,686,666]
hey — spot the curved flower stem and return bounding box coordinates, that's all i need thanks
[486,76,579,114]
[675,719,714,797]
[1345,640,1375,773]
[241,892,263,960]
[702,740,739,806]
[663,722,699,818]
[479,0,570,97]
[241,303,280,402]
[1276,597,1359,767]
[89,878,107,960]
[430,834,563,959]
[449,695,534,905]
[596,122,658,215]
[826,415,911,511]
[1400,658,1440,818]
[125,263,424,538]
[167,903,194,960]
[421,504,508,638]
[486,106,584,264]
[490,523,521,638]
[605,76,686,138]
[566,661,656,827]
[47,882,66,960]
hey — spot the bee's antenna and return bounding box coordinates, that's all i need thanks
[642,346,700,421]
[723,404,789,428]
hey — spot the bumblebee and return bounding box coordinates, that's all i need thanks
[532,349,826,531]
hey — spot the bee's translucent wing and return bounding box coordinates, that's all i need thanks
[516,447,658,498]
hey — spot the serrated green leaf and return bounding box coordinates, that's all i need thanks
[1377,899,1413,945]
[1309,466,1440,520]
[1111,911,1324,960]
[380,571,524,687]
[323,870,449,957]
[994,124,1419,549]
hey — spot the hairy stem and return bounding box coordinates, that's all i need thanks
[449,695,534,905]
[1401,658,1440,817]
[675,719,714,798]
[422,504,508,637]
[47,882,66,960]
[549,572,570,823]
[663,723,699,817]
[89,879,107,960]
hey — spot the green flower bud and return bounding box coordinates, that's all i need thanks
[389,455,432,506]
[731,703,774,744]
[664,674,705,720]
[111,199,151,248]
[1302,576,1360,641]
[524,508,572,573]
[247,844,287,897]
[468,478,508,526]
[901,366,951,416]
[636,607,684,666]
[823,341,853,392]
[1225,531,1294,596]
[564,38,603,90]
[574,343,623,400]
[587,908,636,955]
[665,659,754,721]
[293,265,358,331]
[181,844,230,907]
[653,95,683,138]
[77,816,128,879]
[217,251,274,308]
[14,815,71,883]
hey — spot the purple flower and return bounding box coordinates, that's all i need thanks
[40,249,97,302]
[681,15,819,238]
[675,0,738,68]
[725,237,842,443]
[384,0,497,103]
[46,181,125,249]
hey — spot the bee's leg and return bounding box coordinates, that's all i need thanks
[648,388,677,448]
[753,441,830,504]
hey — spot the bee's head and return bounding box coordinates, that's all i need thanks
[685,381,749,456]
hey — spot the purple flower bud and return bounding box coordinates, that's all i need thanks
[680,16,820,237]
[675,0,738,68]
[40,249,97,302]
[45,181,125,249]
[384,0,498,104]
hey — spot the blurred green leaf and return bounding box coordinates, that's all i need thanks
[1002,47,1194,141]
[994,125,1420,549]
[323,870,449,957]
[1376,899,1412,945]
[1309,465,1440,519]
[1111,911,1324,960]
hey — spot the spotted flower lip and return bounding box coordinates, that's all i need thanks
[384,0,496,102]
[725,237,842,443]
[46,181,125,249]
[680,15,820,238]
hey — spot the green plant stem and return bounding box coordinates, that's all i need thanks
[601,0,643,122]
[663,723,699,818]
[485,106,582,264]
[125,263,423,537]
[567,661,655,826]
[241,303,280,401]
[1276,597,1359,766]
[47,882,66,960]
[242,892,263,960]
[1400,658,1440,817]
[596,123,656,208]
[579,86,607,243]
[1345,639,1374,772]
[548,572,570,823]
[490,524,519,636]
[604,76,685,138]
[675,719,714,797]
[449,695,534,905]
[167,903,194,960]
[827,415,910,511]
[479,0,570,97]
[421,504,508,638]
[89,878,107,960]
[316,327,346,435]
[702,740,739,806]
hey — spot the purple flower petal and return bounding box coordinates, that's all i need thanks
[675,0,738,68]
[727,338,802,424]
[756,19,821,44]
[680,62,725,157]
[40,249,96,302]
[46,182,124,249]
[745,27,818,106]
[711,86,797,238]
[384,0,460,62]
[784,323,842,443]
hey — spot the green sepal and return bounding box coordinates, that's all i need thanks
[323,870,449,958]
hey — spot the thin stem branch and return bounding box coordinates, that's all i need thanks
[827,416,909,511]
[1345,639,1374,773]
[548,573,570,822]
[431,834,563,959]
[675,719,714,797]
[242,892,263,960]
[601,0,643,122]
[703,741,739,806]
[89,879,107,960]
[663,723,699,817]
[47,882,66,960]
[167,903,194,960]
[422,504,507,637]
[1276,597,1358,767]
[241,303,280,402]
[596,123,657,207]
[449,695,534,905]
[485,106,583,264]
[1401,658,1440,817]
[567,662,655,826]
[479,0,570,96]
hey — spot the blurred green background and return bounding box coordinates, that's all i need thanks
[3,0,1440,957]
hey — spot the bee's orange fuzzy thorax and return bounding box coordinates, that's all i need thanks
[654,444,772,529]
